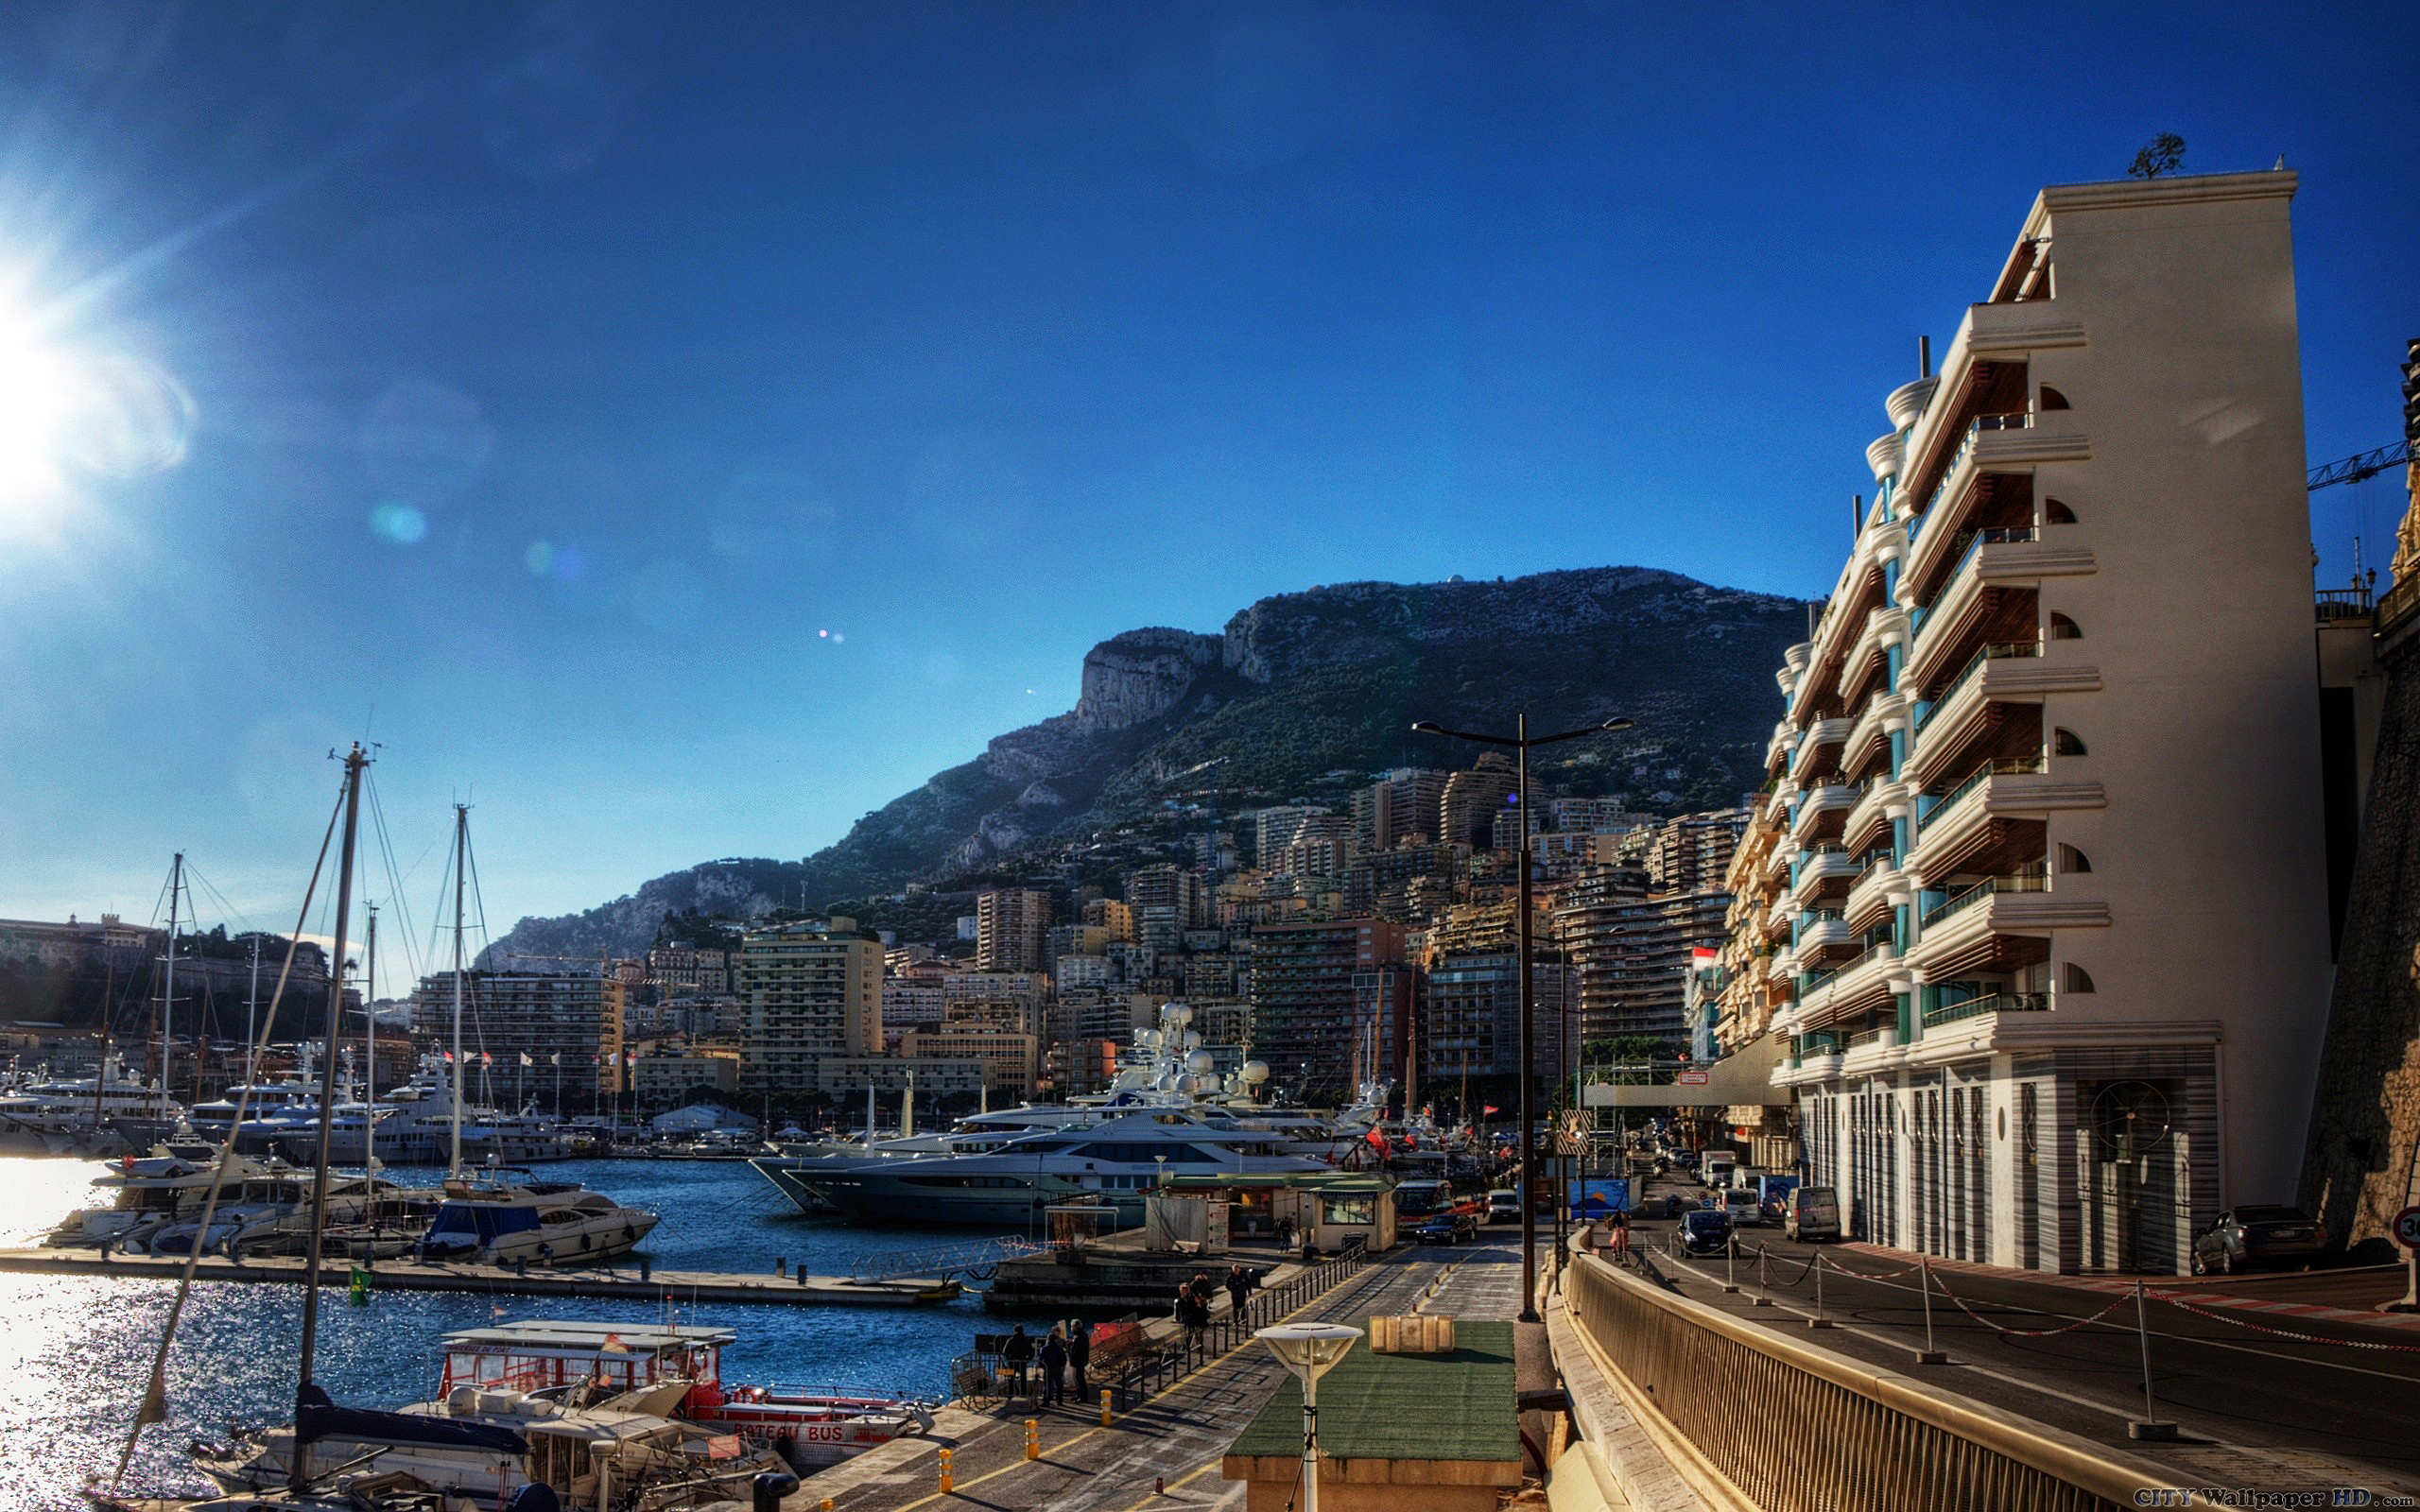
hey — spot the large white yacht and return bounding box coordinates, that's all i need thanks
[43,1148,261,1249]
[794,1108,1334,1228]
[0,1058,186,1156]
[414,1173,659,1265]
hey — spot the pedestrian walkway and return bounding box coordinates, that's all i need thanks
[796,1240,1526,1512]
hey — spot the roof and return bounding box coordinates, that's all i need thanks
[1228,1320,1517,1466]
[1162,1172,1392,1193]
[442,1320,736,1352]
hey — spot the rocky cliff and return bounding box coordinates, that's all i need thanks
[486,565,1807,964]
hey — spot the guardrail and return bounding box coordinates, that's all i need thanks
[1563,1246,2148,1511]
[1092,1241,1371,1410]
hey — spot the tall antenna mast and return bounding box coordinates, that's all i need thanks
[451,804,469,1179]
[161,852,182,1094]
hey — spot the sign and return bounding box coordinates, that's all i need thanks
[2394,1206,2420,1249]
[1567,1177,1631,1218]
[1675,1070,1709,1086]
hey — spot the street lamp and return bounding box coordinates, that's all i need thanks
[1411,713,1634,1322]
[1254,1323,1362,1512]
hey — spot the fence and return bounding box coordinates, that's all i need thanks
[1085,1241,1370,1411]
[1564,1246,2152,1512]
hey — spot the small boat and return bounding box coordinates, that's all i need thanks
[432,1319,937,1469]
[413,1175,657,1266]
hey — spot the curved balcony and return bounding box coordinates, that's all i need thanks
[1842,775,1907,854]
[1760,782,1794,829]
[1902,301,2087,488]
[1793,717,1853,779]
[1886,374,1942,432]
[1906,646,2102,788]
[1789,846,1860,910]
[1907,763,2105,879]
[1797,939,1900,1032]
[1764,720,1793,776]
[1792,912,1857,962]
[1904,420,2093,602]
[1762,893,1798,941]
[1907,531,2099,693]
[1789,784,1859,846]
[1839,605,1907,713]
[1866,431,1905,485]
[1905,876,2109,981]
[1842,856,1904,933]
[1841,693,1907,785]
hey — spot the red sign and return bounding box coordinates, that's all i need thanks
[2394,1206,2420,1249]
[1675,1070,1709,1086]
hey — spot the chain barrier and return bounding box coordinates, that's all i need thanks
[1927,1276,2135,1337]
[2146,1289,2420,1354]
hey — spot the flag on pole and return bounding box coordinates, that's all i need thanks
[519,1052,533,1068]
[1483,1105,1499,1115]
[549,1052,561,1066]
[479,1051,493,1067]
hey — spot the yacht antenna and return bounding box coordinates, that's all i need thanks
[450,804,468,1178]
[294,744,367,1487]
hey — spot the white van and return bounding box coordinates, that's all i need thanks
[1785,1185,1841,1242]
[1702,1152,1737,1188]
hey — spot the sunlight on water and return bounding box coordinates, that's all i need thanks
[0,1157,980,1507]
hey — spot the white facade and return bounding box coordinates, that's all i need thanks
[1759,171,2330,1274]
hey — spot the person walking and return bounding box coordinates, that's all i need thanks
[1609,1204,1630,1257]
[1223,1263,1253,1319]
[1175,1284,1206,1347]
[1002,1324,1036,1400]
[1068,1322,1091,1398]
[1040,1328,1068,1407]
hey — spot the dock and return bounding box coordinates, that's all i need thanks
[0,1247,960,1307]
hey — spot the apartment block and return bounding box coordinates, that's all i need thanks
[1424,950,1575,1081]
[1248,919,1408,1093]
[410,971,619,1104]
[1354,769,1447,854]
[737,919,884,1095]
[1749,171,2330,1274]
[1439,756,1517,850]
[1556,885,1728,1043]
[975,888,1053,973]
[1647,808,1751,894]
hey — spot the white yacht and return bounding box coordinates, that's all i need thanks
[414,1174,658,1265]
[0,1058,186,1156]
[44,1148,266,1249]
[795,1108,1335,1228]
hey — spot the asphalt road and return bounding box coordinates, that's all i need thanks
[1620,1176,2420,1499]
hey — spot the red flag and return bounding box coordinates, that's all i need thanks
[1364,1128,1387,1150]
[1482,1105,1499,1116]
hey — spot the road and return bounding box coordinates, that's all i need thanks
[1619,1176,2420,1498]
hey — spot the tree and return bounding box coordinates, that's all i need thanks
[2128,133,2186,180]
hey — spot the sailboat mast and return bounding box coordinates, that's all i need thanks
[450,804,467,1179]
[294,745,366,1461]
[161,853,182,1097]
[363,902,378,1169]
[93,953,113,1127]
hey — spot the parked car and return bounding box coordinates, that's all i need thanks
[1486,1189,1521,1225]
[1784,1185,1841,1242]
[1720,1188,1764,1228]
[2191,1206,2326,1275]
[1679,1209,1734,1256]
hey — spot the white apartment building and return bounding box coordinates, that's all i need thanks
[1757,170,2331,1275]
[737,919,884,1095]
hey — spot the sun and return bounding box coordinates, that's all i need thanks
[0,304,75,506]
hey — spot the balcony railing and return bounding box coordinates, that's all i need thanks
[1921,990,2051,1027]
[1913,640,2042,730]
[1919,872,2050,927]
[1913,412,2034,539]
[1916,756,2048,824]
[2315,585,2375,624]
[1910,527,2042,643]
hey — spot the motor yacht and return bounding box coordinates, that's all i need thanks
[414,1174,658,1265]
[43,1149,268,1249]
[0,1058,186,1156]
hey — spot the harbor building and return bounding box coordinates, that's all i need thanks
[1752,169,2331,1274]
[737,919,883,1096]
[409,971,618,1105]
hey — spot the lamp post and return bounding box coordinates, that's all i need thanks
[1254,1323,1362,1512]
[1412,713,1634,1321]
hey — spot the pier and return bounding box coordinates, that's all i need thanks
[0,1247,960,1306]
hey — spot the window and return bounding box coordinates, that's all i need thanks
[2045,499,2077,524]
[2063,963,2096,993]
[2058,843,2092,873]
[1322,1194,1374,1225]
[2049,613,2083,640]
[2054,727,2087,756]
[2039,385,2071,410]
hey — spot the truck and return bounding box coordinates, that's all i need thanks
[1701,1151,1737,1188]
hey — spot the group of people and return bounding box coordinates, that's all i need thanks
[998,1320,1092,1406]
[1173,1263,1258,1343]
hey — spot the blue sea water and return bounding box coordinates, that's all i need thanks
[0,1156,984,1509]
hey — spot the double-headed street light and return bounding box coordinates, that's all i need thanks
[1411,713,1634,1322]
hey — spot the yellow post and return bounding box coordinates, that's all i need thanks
[938,1447,954,1493]
[1025,1418,1041,1460]
[1098,1387,1114,1426]
[821,1502,835,1512]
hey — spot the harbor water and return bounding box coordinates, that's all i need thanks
[0,1155,986,1508]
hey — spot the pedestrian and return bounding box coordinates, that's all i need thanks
[1068,1322,1090,1398]
[1002,1324,1035,1400]
[1175,1285,1205,1346]
[1040,1328,1068,1406]
[1188,1272,1214,1316]
[1223,1263,1252,1317]
[1609,1205,1630,1256]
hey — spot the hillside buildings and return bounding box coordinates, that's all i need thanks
[974,887,1052,972]
[736,919,884,1096]
[1741,170,2331,1274]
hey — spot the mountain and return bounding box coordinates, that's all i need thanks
[485,566,1807,965]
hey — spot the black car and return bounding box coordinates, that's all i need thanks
[1663,1193,1688,1219]
[1412,1209,1478,1245]
[1678,1209,1734,1256]
[2191,1206,2326,1275]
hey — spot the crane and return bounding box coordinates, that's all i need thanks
[2308,440,2414,492]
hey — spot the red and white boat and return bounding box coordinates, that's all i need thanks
[436,1319,938,1468]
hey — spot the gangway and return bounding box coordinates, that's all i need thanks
[847,1236,1040,1284]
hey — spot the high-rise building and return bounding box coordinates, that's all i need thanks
[1354,769,1448,855]
[1647,808,1751,894]
[737,919,884,1095]
[1248,919,1408,1094]
[1439,755,1518,850]
[1126,865,1206,953]
[1423,951,1576,1083]
[1744,171,2331,1274]
[1253,806,1337,864]
[1080,898,1136,943]
[975,888,1053,973]
[410,971,618,1104]
[1554,868,1727,1043]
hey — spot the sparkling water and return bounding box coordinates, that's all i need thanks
[0,1156,985,1507]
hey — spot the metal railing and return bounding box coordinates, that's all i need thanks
[1915,412,2036,532]
[1922,990,2052,1027]
[1091,1241,1371,1411]
[1921,871,2050,927]
[2314,585,2374,623]
[1918,756,2048,825]
[1564,1247,2140,1511]
[1914,640,2043,730]
[1911,527,2044,645]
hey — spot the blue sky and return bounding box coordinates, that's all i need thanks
[0,1,2414,972]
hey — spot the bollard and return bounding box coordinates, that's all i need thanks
[1809,1251,1835,1328]
[775,1257,786,1278]
[937,1447,954,1493]
[1914,1258,1947,1364]
[1025,1418,1041,1461]
[752,1470,801,1512]
[1100,1387,1114,1427]
[1723,1237,1737,1293]
[1754,1246,1772,1306]
[2129,1280,2178,1439]
[797,1267,809,1287]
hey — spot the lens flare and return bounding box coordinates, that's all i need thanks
[368,501,428,544]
